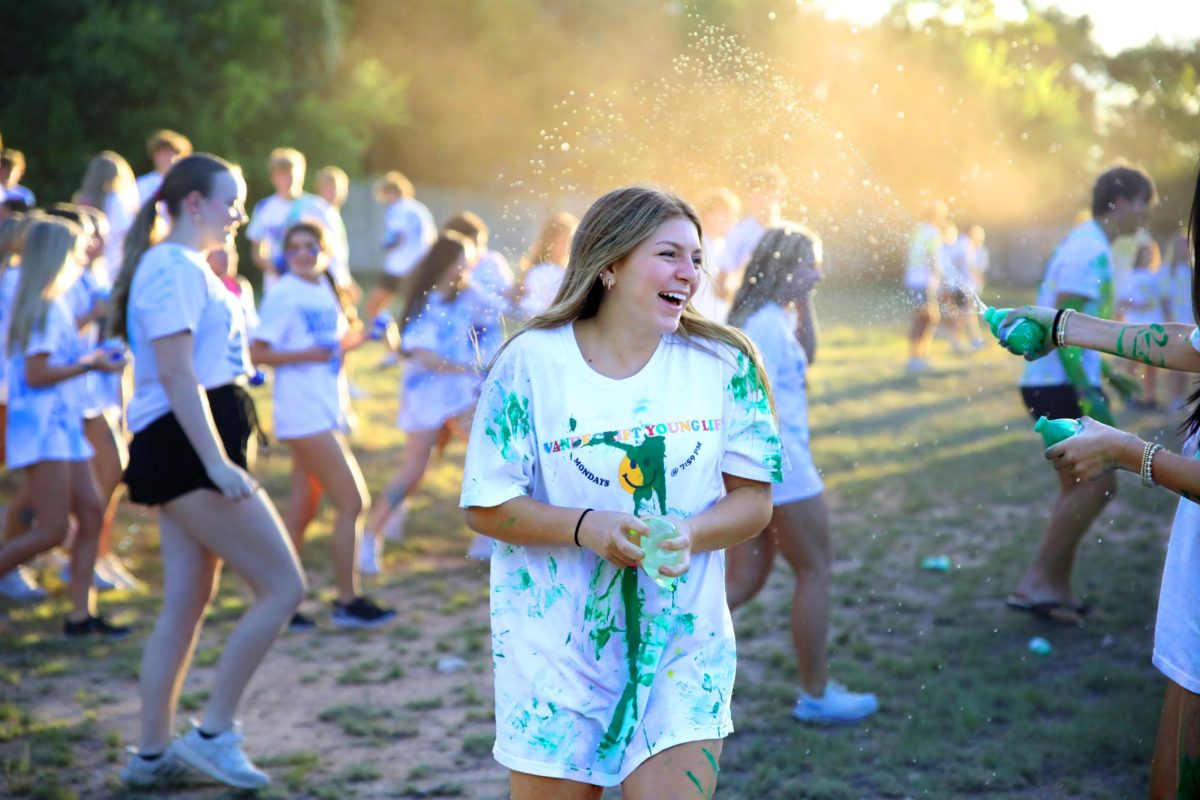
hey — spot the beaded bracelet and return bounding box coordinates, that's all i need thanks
[1054,308,1075,348]
[1141,442,1164,488]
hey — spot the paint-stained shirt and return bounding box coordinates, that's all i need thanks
[460,323,783,786]
[1022,220,1112,388]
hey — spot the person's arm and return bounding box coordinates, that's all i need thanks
[465,498,648,570]
[792,268,822,364]
[249,339,333,366]
[24,349,122,387]
[1003,306,1200,372]
[1046,416,1200,503]
[154,332,256,499]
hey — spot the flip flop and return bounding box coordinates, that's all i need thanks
[1005,594,1087,626]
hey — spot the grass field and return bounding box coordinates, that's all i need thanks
[0,280,1181,798]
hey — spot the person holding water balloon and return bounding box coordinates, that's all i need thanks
[461,186,782,798]
[1006,163,1155,626]
[996,164,1197,800]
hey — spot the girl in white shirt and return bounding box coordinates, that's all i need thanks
[0,217,127,636]
[111,154,304,791]
[75,151,140,284]
[251,222,393,629]
[725,224,879,725]
[361,231,481,573]
[517,212,577,319]
[461,186,782,798]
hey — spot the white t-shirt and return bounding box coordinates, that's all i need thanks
[136,171,163,203]
[741,303,822,504]
[1021,220,1112,388]
[125,243,253,432]
[65,269,121,415]
[904,222,943,291]
[0,266,21,403]
[252,272,351,440]
[1154,326,1200,694]
[246,193,345,285]
[1168,263,1194,324]
[518,262,565,318]
[104,189,141,282]
[1119,269,1167,325]
[470,250,515,362]
[5,297,94,468]
[397,289,488,431]
[460,324,784,786]
[382,198,436,277]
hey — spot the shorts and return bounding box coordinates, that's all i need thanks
[1020,384,1107,422]
[906,286,935,310]
[940,287,970,310]
[125,383,258,506]
[773,446,824,506]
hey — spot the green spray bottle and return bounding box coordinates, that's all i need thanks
[640,517,683,588]
[983,307,1047,358]
[1034,415,1082,448]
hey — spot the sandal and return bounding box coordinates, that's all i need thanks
[1005,594,1089,626]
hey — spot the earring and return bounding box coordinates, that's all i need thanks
[600,273,615,289]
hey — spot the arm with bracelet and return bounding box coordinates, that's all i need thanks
[1001,306,1200,372]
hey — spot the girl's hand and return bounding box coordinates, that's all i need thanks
[1044,416,1142,481]
[82,348,126,373]
[655,516,694,579]
[578,510,647,569]
[999,305,1058,359]
[306,344,337,363]
[205,459,258,500]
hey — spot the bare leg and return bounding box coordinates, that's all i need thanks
[511,772,602,800]
[65,460,105,621]
[85,413,128,564]
[622,739,723,799]
[724,531,775,611]
[364,286,395,325]
[771,495,833,697]
[161,489,305,734]
[137,513,221,753]
[283,456,323,554]
[288,431,369,603]
[1150,679,1200,800]
[367,426,440,536]
[1013,470,1116,606]
[0,463,72,577]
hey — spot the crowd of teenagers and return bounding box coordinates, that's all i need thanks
[0,123,1195,798]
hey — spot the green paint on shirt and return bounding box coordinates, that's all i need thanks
[484,388,533,463]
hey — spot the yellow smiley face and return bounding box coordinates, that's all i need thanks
[618,456,645,494]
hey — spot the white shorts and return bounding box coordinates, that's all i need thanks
[773,442,824,506]
[397,373,479,432]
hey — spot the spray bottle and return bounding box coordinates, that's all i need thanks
[640,517,684,589]
[983,307,1046,358]
[1034,415,1082,448]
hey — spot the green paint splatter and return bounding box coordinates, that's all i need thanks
[586,431,668,516]
[677,613,696,635]
[701,746,719,775]
[583,561,623,659]
[484,387,533,463]
[514,567,534,590]
[728,353,771,416]
[686,770,705,796]
[569,417,577,432]
[598,567,644,758]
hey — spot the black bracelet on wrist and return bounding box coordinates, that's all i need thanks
[574,508,593,548]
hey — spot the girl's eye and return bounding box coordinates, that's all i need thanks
[659,251,675,258]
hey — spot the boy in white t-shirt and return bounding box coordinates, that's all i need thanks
[245,148,344,290]
[363,171,436,327]
[135,130,192,203]
[1009,163,1156,626]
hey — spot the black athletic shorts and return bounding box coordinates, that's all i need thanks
[1020,384,1107,422]
[124,384,259,506]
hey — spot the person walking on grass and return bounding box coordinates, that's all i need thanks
[1007,163,1155,626]
[725,223,879,725]
[250,221,394,630]
[112,154,304,790]
[462,186,783,798]
[996,163,1200,800]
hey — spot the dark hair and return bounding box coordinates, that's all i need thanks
[110,153,237,339]
[282,221,355,318]
[44,203,86,227]
[1091,164,1156,219]
[727,223,821,327]
[398,231,472,343]
[443,211,487,243]
[1182,167,1200,439]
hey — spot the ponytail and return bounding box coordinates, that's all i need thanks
[110,153,236,340]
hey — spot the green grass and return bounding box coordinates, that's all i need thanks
[0,280,1174,797]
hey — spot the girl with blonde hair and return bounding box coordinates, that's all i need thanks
[517,211,577,318]
[0,217,128,635]
[75,151,140,282]
[725,224,879,724]
[113,154,304,790]
[462,185,784,798]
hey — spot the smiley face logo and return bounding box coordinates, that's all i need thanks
[618,455,645,494]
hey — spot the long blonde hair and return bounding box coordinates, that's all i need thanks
[75,151,137,209]
[8,218,83,355]
[502,185,776,410]
[520,212,577,272]
[110,153,238,339]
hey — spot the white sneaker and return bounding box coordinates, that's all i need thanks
[466,535,494,561]
[172,722,270,790]
[359,536,382,576]
[380,500,408,542]
[905,357,931,374]
[792,681,879,725]
[119,745,195,787]
[96,555,144,592]
[0,566,48,602]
